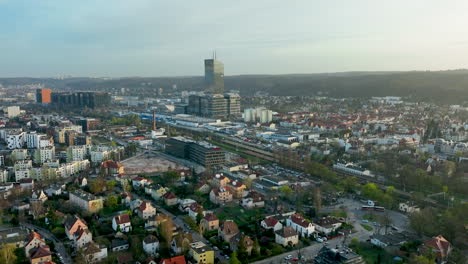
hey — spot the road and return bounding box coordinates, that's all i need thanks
[21,222,72,264]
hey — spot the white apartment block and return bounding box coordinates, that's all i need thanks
[34,146,56,164]
[6,106,21,118]
[11,149,28,160]
[6,132,25,149]
[0,170,9,183]
[67,145,87,162]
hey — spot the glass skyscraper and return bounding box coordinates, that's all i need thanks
[204,58,224,93]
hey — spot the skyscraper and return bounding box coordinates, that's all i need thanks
[204,54,224,93]
[36,89,52,104]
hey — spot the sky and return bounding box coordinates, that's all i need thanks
[1,0,468,77]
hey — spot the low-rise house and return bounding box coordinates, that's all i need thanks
[187,203,204,220]
[159,255,186,264]
[241,191,265,209]
[45,184,63,197]
[102,160,125,176]
[30,245,52,264]
[132,176,151,189]
[112,214,132,232]
[83,242,108,263]
[69,190,103,213]
[129,199,143,211]
[121,192,132,205]
[227,180,247,199]
[143,235,159,256]
[111,239,129,252]
[75,175,88,187]
[261,217,283,231]
[230,234,254,256]
[150,184,169,200]
[31,190,48,202]
[195,182,210,194]
[25,232,46,258]
[211,173,230,188]
[170,233,193,254]
[138,202,157,219]
[218,220,239,243]
[275,226,299,247]
[200,213,219,233]
[370,232,415,248]
[286,213,314,237]
[178,199,197,212]
[314,217,342,236]
[419,235,453,263]
[209,186,233,205]
[163,192,178,206]
[73,227,93,249]
[399,202,421,214]
[314,246,365,264]
[189,241,214,264]
[65,215,88,240]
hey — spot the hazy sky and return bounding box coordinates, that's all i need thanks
[1,0,468,77]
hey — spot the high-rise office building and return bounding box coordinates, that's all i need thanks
[205,55,224,94]
[188,93,240,119]
[36,89,52,104]
[51,92,111,108]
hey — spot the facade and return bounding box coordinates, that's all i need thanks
[165,137,225,167]
[286,214,315,237]
[51,91,111,108]
[314,246,365,264]
[314,217,342,235]
[67,145,87,162]
[275,226,299,247]
[34,146,56,164]
[187,93,241,119]
[200,213,219,233]
[6,131,25,149]
[244,107,273,123]
[25,232,47,258]
[69,190,103,213]
[261,217,283,231]
[189,241,214,264]
[204,57,224,94]
[419,235,453,263]
[112,214,132,232]
[399,202,421,214]
[36,89,52,104]
[138,202,157,219]
[209,186,233,205]
[143,235,159,256]
[218,220,239,243]
[6,106,21,118]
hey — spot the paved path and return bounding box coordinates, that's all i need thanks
[21,222,72,264]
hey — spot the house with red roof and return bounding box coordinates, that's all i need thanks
[209,186,233,205]
[200,213,219,233]
[286,213,315,237]
[112,214,132,232]
[102,160,125,176]
[25,231,46,258]
[261,216,283,231]
[159,255,186,264]
[419,235,453,263]
[138,201,156,219]
[162,192,178,206]
[30,245,52,264]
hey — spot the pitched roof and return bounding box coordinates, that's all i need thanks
[159,255,186,264]
[212,186,232,195]
[25,231,45,247]
[275,226,298,238]
[30,246,51,259]
[163,192,177,199]
[263,217,279,227]
[143,235,159,244]
[220,220,239,236]
[102,160,123,169]
[114,214,131,225]
[290,213,312,228]
[423,235,452,257]
[203,213,218,222]
[139,201,154,211]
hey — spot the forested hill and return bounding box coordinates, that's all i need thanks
[2,69,468,103]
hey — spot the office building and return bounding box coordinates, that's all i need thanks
[188,93,240,119]
[165,136,225,167]
[205,56,224,94]
[51,92,111,108]
[80,118,100,132]
[36,89,52,104]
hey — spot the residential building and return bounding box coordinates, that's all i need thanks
[227,180,246,199]
[261,217,283,231]
[211,173,230,188]
[51,91,111,109]
[171,233,193,254]
[102,160,124,176]
[138,202,157,219]
[69,190,103,213]
[143,235,159,256]
[65,215,88,240]
[419,235,453,263]
[24,232,46,258]
[6,131,25,149]
[275,226,299,247]
[189,241,214,264]
[6,106,21,118]
[241,191,265,209]
[30,245,52,264]
[200,213,219,233]
[112,214,132,232]
[111,239,129,252]
[286,213,315,237]
[159,255,186,264]
[399,202,421,214]
[209,186,233,205]
[314,217,342,236]
[82,242,108,263]
[218,220,239,243]
[162,192,178,206]
[33,146,55,164]
[67,145,87,162]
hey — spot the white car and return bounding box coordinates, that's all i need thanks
[316,238,323,243]
[284,255,293,260]
[322,237,328,241]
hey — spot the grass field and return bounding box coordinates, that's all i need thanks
[361,224,373,231]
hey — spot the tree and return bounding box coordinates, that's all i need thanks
[0,244,17,264]
[313,187,322,214]
[229,252,242,264]
[196,211,204,225]
[252,238,260,257]
[159,218,175,244]
[237,236,247,260]
[89,178,105,194]
[130,236,143,259]
[243,178,253,189]
[279,186,293,200]
[409,254,435,264]
[163,171,180,186]
[105,196,118,210]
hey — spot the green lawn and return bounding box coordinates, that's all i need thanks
[361,224,373,231]
[350,242,394,264]
[329,210,347,218]
[215,204,263,228]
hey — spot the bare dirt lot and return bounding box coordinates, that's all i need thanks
[122,153,188,175]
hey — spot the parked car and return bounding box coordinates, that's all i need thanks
[285,255,293,260]
[316,238,323,243]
